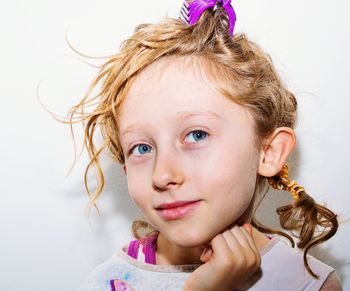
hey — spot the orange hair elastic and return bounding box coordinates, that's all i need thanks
[267,164,305,202]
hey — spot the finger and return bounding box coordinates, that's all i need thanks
[239,226,261,268]
[222,228,244,254]
[239,225,259,254]
[211,228,260,272]
[229,226,260,264]
[242,223,253,235]
[230,225,252,249]
[210,232,238,262]
[200,247,213,263]
[221,228,257,270]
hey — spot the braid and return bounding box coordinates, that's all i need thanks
[266,164,338,279]
[267,165,305,203]
[131,219,158,240]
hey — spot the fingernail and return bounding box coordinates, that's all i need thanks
[243,223,253,235]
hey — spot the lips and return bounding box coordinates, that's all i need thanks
[155,200,201,220]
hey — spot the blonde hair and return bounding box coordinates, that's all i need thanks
[65,6,338,278]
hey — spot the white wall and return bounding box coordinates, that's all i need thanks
[1,0,349,290]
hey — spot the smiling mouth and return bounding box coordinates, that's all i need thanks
[155,200,201,220]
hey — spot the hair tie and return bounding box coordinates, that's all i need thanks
[179,0,237,36]
[267,164,305,203]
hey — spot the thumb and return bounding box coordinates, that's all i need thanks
[242,223,253,236]
[200,247,213,263]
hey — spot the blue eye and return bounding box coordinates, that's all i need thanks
[184,130,208,143]
[129,144,152,156]
[128,130,208,157]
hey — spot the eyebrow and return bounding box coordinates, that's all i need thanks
[120,110,222,137]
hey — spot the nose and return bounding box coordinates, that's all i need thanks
[152,149,185,192]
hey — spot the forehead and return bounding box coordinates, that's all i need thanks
[120,56,217,110]
[117,55,251,132]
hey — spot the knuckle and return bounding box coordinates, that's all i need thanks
[255,253,262,267]
[221,257,234,270]
[245,255,255,267]
[244,253,260,271]
[235,254,246,267]
[247,254,261,272]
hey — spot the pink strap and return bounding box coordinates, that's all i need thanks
[127,232,270,264]
[127,239,140,260]
[127,232,158,264]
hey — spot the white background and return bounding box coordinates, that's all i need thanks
[1,0,349,290]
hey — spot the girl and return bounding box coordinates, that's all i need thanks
[66,0,342,290]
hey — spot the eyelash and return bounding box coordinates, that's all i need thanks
[127,129,209,157]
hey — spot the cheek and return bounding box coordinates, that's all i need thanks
[224,152,258,200]
[206,143,258,203]
[207,142,258,183]
[126,175,149,210]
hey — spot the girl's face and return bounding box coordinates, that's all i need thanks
[118,56,261,248]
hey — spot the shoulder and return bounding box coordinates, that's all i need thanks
[320,271,343,291]
[78,245,196,291]
[253,237,337,291]
[78,251,136,291]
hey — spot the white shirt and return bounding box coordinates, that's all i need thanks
[78,235,335,291]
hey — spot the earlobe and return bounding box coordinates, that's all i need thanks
[123,165,127,175]
[258,127,296,177]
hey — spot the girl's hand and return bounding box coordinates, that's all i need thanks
[184,224,261,291]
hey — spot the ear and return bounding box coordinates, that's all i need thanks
[258,127,296,177]
[123,164,127,175]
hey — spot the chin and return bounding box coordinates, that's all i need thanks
[166,229,213,248]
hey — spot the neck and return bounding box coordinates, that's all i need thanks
[156,232,205,265]
[155,225,270,266]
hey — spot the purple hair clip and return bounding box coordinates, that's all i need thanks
[179,0,237,36]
